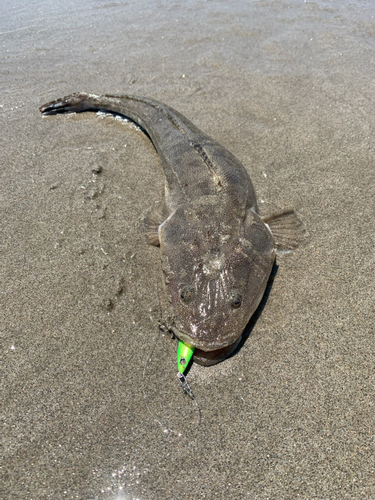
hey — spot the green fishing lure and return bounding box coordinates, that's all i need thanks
[177,341,196,399]
[177,341,195,374]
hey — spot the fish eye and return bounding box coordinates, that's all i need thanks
[180,285,195,304]
[229,289,242,308]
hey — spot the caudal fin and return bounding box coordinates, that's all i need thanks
[39,93,97,115]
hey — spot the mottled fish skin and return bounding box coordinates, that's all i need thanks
[40,93,276,351]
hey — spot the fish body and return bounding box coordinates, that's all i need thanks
[40,93,291,363]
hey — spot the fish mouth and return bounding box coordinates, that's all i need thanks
[192,336,242,366]
[171,327,242,366]
[171,326,235,351]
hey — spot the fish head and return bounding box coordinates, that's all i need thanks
[159,199,276,351]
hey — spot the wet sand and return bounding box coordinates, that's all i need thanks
[1,0,375,498]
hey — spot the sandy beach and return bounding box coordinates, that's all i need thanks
[1,0,375,498]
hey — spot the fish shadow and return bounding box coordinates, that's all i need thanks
[227,260,279,361]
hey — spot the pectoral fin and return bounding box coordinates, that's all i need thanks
[262,209,305,251]
[142,199,171,246]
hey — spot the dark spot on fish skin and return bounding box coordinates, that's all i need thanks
[180,285,195,304]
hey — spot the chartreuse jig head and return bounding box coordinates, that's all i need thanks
[177,340,195,399]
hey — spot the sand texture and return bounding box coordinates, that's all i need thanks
[1,0,375,498]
